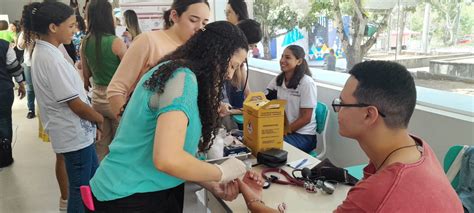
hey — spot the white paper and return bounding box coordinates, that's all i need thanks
[287,158,311,169]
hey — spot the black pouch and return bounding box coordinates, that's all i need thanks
[307,158,359,185]
[0,138,13,168]
[257,148,288,168]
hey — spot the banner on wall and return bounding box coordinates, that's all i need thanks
[119,2,171,32]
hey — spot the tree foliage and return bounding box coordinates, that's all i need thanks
[459,4,474,37]
[253,0,300,59]
[307,0,392,69]
[428,0,463,45]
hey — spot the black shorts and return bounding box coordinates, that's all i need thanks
[88,183,185,213]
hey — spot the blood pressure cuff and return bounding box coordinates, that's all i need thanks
[308,158,359,186]
[257,148,288,168]
[264,89,277,100]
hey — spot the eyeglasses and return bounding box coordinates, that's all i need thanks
[331,98,386,117]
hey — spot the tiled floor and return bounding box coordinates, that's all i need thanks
[0,95,60,212]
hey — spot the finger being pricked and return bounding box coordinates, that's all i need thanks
[245,171,265,186]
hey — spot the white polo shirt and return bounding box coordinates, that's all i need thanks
[267,75,318,135]
[31,40,95,153]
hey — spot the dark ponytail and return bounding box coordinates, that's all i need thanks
[163,0,209,29]
[21,1,74,45]
[21,2,41,45]
[163,9,172,30]
[276,45,312,89]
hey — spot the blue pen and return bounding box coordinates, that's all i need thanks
[295,158,308,169]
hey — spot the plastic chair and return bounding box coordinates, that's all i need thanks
[443,145,468,188]
[345,164,367,181]
[231,114,244,125]
[309,101,330,159]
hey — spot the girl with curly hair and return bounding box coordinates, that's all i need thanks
[88,21,249,211]
[107,0,210,119]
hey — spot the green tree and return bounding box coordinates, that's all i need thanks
[428,0,463,46]
[253,0,300,59]
[409,5,424,32]
[307,0,392,70]
[459,4,474,37]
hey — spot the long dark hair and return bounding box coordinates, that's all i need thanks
[163,0,209,30]
[21,1,74,45]
[76,14,86,33]
[144,21,248,151]
[123,10,141,40]
[276,45,312,89]
[11,20,22,34]
[83,0,115,68]
[228,0,249,22]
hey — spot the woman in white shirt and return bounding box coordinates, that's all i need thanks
[265,45,318,153]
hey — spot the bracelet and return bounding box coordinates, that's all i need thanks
[247,199,265,208]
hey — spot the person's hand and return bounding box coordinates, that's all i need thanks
[96,126,102,141]
[238,171,264,203]
[75,60,82,70]
[18,83,26,99]
[95,115,104,141]
[218,102,232,117]
[208,181,240,201]
[215,157,247,183]
[84,78,91,92]
[122,31,132,41]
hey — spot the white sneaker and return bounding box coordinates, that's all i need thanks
[59,197,68,211]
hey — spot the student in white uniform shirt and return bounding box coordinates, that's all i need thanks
[22,1,103,212]
[265,45,318,153]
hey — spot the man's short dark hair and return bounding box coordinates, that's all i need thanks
[237,19,262,44]
[349,61,416,129]
[0,20,8,30]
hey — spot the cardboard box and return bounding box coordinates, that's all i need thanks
[243,92,287,156]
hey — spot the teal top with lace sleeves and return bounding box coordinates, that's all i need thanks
[90,63,202,201]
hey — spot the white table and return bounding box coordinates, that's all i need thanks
[205,143,352,212]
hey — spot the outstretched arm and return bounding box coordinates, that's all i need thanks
[238,171,278,213]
